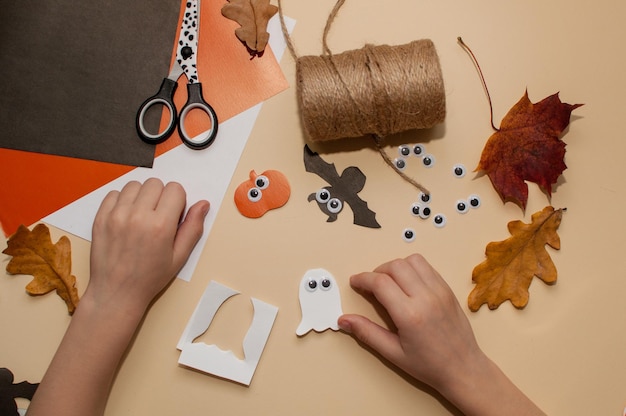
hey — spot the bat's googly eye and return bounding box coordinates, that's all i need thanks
[306,278,318,292]
[247,188,262,202]
[399,145,411,157]
[402,228,416,242]
[456,199,469,214]
[418,192,431,204]
[394,157,407,171]
[419,205,432,219]
[410,202,422,217]
[412,144,425,156]
[433,214,447,228]
[422,154,436,168]
[468,194,481,208]
[452,164,466,178]
[315,189,331,203]
[320,278,332,291]
[327,198,343,214]
[255,175,270,190]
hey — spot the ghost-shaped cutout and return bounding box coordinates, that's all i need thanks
[296,268,343,336]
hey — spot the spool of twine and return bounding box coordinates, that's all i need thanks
[278,0,444,194]
[296,40,446,142]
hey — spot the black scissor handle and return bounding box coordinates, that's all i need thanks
[136,78,178,144]
[178,83,219,150]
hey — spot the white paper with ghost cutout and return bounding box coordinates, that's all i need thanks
[296,268,343,336]
[177,280,278,386]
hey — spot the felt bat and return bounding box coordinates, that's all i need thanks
[303,145,381,228]
[0,368,38,416]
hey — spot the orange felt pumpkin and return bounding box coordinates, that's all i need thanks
[234,170,291,218]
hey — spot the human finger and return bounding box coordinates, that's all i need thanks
[171,200,209,273]
[404,253,451,294]
[338,314,404,364]
[155,182,187,220]
[349,271,408,318]
[115,180,142,206]
[134,178,166,210]
[373,256,427,297]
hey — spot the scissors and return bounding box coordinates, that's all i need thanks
[136,0,218,150]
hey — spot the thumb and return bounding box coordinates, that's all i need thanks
[338,314,403,363]
[172,200,210,271]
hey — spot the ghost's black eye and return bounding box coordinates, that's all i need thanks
[247,188,262,202]
[306,278,318,292]
[255,175,270,190]
[452,164,466,178]
[394,158,407,171]
[402,228,416,242]
[422,154,435,168]
[456,199,469,214]
[327,198,343,214]
[315,189,330,203]
[399,145,411,157]
[468,194,481,208]
[412,144,425,156]
[320,278,332,290]
[433,214,447,228]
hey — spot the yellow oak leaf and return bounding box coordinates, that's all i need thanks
[2,224,79,314]
[468,206,564,311]
[221,0,278,55]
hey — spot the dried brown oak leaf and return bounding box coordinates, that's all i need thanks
[476,91,582,209]
[221,0,278,55]
[2,224,79,314]
[468,206,564,312]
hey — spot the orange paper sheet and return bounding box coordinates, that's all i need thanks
[0,0,288,236]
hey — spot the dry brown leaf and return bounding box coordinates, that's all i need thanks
[468,206,564,311]
[221,0,278,55]
[2,224,79,314]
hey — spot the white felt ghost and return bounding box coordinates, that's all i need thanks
[296,268,343,336]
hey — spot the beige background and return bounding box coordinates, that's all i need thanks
[2,0,626,414]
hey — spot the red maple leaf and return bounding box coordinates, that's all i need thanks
[476,90,582,209]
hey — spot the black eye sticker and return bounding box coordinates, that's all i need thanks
[320,278,332,290]
[419,205,432,219]
[418,191,431,204]
[306,278,318,292]
[394,157,407,171]
[433,213,447,228]
[247,188,262,202]
[399,145,411,157]
[410,202,422,217]
[255,175,270,189]
[422,154,435,168]
[452,164,466,178]
[456,199,469,214]
[412,144,425,156]
[315,189,331,203]
[402,228,416,242]
[468,194,481,208]
[327,198,343,214]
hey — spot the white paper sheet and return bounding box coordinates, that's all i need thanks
[42,16,296,281]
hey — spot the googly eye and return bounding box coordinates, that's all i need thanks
[254,175,270,190]
[433,214,447,228]
[399,145,411,157]
[418,191,431,204]
[394,157,407,171]
[418,205,432,219]
[422,154,436,168]
[320,278,332,291]
[468,194,481,208]
[456,199,469,214]
[402,228,416,243]
[247,188,262,202]
[410,202,422,217]
[412,144,425,156]
[327,198,343,214]
[315,189,331,203]
[452,164,466,178]
[306,278,318,292]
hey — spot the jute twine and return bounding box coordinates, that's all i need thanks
[278,0,445,194]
